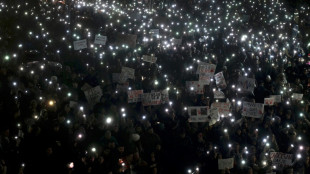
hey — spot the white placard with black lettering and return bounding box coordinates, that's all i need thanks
[94,35,107,45]
[73,39,87,50]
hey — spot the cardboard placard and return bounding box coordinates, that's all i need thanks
[264,98,275,106]
[84,86,103,106]
[213,90,226,99]
[211,102,231,117]
[142,55,157,63]
[188,106,209,122]
[218,158,234,170]
[270,152,293,169]
[242,102,264,118]
[186,81,205,94]
[214,72,227,89]
[292,93,303,100]
[94,35,107,45]
[270,95,282,103]
[237,77,256,93]
[73,39,87,50]
[128,90,143,103]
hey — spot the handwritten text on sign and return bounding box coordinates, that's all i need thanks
[270,152,293,169]
[237,77,256,93]
[84,86,103,106]
[242,102,264,118]
[94,35,107,45]
[214,72,227,89]
[196,63,216,74]
[73,39,87,50]
[142,55,157,63]
[211,102,231,117]
[270,95,282,103]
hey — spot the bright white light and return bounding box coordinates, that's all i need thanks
[297,154,302,159]
[106,117,112,124]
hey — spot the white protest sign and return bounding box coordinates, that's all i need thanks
[264,98,275,106]
[160,90,169,104]
[94,35,107,45]
[149,29,159,37]
[73,39,87,50]
[142,92,162,106]
[214,72,227,89]
[128,90,143,103]
[142,55,157,64]
[84,86,103,106]
[270,95,282,103]
[188,106,209,122]
[213,90,225,99]
[121,67,135,79]
[196,63,216,74]
[237,77,256,93]
[211,102,231,117]
[119,67,135,83]
[199,73,213,85]
[186,81,205,94]
[209,107,219,126]
[218,158,234,170]
[197,63,216,85]
[270,152,293,169]
[242,102,264,118]
[292,93,303,100]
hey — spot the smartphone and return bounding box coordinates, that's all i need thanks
[67,162,74,169]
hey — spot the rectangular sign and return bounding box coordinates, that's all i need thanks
[209,107,220,125]
[242,102,264,118]
[142,55,157,63]
[73,39,87,50]
[270,152,293,169]
[142,92,162,106]
[84,86,102,106]
[213,90,225,99]
[237,77,256,93]
[199,73,213,85]
[292,93,303,100]
[128,90,143,103]
[211,102,231,117]
[218,158,234,170]
[119,67,135,83]
[264,98,275,106]
[270,95,282,103]
[94,35,107,45]
[196,63,216,74]
[214,72,227,89]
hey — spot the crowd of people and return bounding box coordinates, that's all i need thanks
[1,0,310,174]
